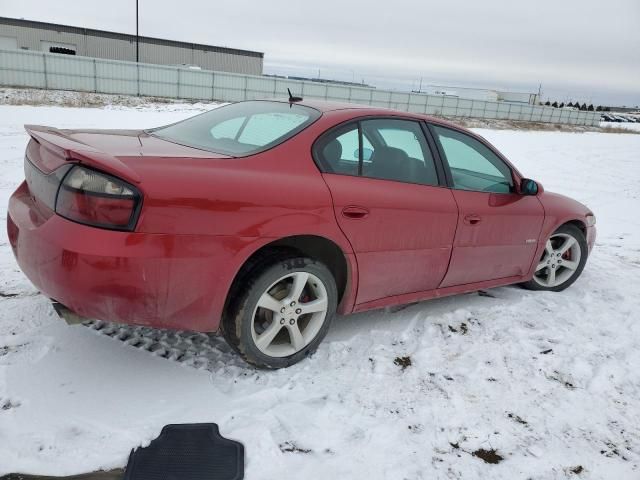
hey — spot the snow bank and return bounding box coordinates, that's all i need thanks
[0,105,639,479]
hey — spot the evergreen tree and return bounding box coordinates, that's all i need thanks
[567,102,574,107]
[588,104,594,111]
[552,101,558,108]
[581,103,587,110]
[559,102,565,108]
[545,101,551,106]
[596,105,602,111]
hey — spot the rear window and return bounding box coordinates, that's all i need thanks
[150,101,320,156]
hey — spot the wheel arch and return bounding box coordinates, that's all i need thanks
[526,216,589,280]
[561,219,587,237]
[522,218,589,291]
[222,234,355,321]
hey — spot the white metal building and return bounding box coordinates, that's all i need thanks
[424,84,539,105]
[0,17,263,75]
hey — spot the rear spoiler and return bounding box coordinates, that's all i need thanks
[25,125,141,184]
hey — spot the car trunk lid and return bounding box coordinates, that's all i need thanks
[25,125,233,177]
[25,125,143,184]
[23,125,232,221]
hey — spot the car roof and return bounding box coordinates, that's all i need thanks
[259,98,462,129]
[260,97,379,112]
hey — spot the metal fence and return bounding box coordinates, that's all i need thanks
[0,48,600,126]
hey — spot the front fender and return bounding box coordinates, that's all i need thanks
[524,191,594,279]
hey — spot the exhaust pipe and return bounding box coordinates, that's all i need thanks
[51,301,90,325]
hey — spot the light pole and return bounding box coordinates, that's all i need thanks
[136,0,139,62]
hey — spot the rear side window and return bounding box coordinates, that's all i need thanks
[377,127,425,161]
[315,118,439,187]
[361,119,438,186]
[315,124,374,175]
[151,101,320,156]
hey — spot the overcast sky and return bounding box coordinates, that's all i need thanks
[1,0,638,105]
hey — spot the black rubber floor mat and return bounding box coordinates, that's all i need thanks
[123,424,244,480]
[0,470,123,480]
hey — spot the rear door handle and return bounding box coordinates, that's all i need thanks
[342,206,370,219]
[463,214,482,225]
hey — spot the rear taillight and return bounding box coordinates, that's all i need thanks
[55,166,141,231]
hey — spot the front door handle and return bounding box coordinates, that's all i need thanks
[463,214,482,225]
[342,206,370,219]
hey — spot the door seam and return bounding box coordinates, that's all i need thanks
[438,188,461,289]
[318,172,360,311]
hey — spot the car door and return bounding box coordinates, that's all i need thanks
[314,117,458,305]
[429,124,545,287]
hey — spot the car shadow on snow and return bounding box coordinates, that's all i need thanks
[82,285,525,373]
[82,320,247,371]
[325,285,525,342]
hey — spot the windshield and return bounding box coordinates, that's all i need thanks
[150,101,321,156]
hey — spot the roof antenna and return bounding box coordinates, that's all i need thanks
[287,88,303,103]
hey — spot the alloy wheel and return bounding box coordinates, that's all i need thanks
[250,271,329,358]
[533,233,582,288]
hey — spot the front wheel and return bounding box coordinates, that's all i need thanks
[521,224,588,292]
[222,256,337,369]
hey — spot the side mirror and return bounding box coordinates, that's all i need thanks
[520,178,539,195]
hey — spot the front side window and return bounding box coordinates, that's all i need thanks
[314,118,439,186]
[151,101,320,156]
[432,125,513,193]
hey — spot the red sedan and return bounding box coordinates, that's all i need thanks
[7,99,596,368]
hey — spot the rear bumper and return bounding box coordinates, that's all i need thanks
[7,181,255,332]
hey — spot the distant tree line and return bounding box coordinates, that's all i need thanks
[541,101,610,111]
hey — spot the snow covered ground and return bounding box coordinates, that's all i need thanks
[0,103,639,480]
[600,121,640,132]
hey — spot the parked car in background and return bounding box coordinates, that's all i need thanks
[7,99,596,368]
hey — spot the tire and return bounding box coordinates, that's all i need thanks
[222,255,337,369]
[521,223,588,292]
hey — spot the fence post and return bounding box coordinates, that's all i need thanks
[272,78,277,97]
[136,63,140,97]
[211,71,215,101]
[93,59,97,93]
[42,53,48,90]
[177,68,181,99]
[243,76,248,101]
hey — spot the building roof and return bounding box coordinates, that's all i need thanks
[0,16,264,58]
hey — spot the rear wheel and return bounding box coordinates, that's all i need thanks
[522,224,588,291]
[222,256,337,369]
